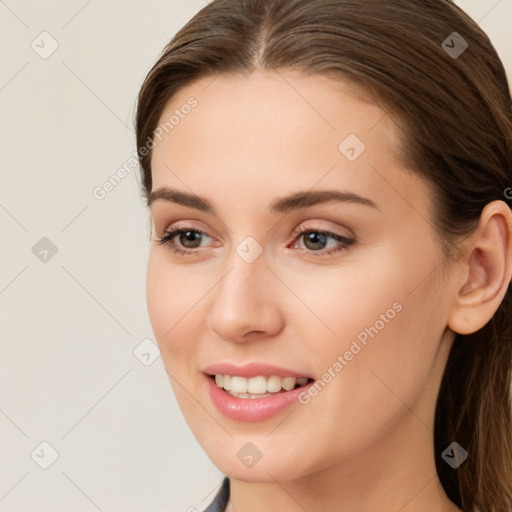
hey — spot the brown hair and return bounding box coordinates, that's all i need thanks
[135,1,512,510]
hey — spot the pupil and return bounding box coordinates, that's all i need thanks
[306,232,326,250]
[182,231,201,248]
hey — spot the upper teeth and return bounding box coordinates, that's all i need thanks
[214,374,309,394]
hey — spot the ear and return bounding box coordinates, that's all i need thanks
[448,200,512,335]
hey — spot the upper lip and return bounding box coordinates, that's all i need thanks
[203,362,313,379]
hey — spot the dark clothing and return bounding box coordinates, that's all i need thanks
[202,477,230,512]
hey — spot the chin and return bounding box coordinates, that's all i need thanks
[219,462,304,483]
[202,442,311,483]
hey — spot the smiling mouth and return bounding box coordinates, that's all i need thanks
[208,374,314,399]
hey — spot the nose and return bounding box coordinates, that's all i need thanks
[206,251,284,343]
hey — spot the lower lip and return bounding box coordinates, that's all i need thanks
[205,374,314,422]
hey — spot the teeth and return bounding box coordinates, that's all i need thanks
[231,376,248,393]
[213,374,310,397]
[226,391,274,399]
[282,377,296,391]
[267,375,282,393]
[247,376,267,394]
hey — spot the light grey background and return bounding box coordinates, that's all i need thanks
[0,1,510,510]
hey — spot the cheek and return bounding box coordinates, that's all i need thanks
[145,252,200,361]
[146,252,173,340]
[302,241,442,374]
[292,253,406,345]
[146,253,208,415]
[304,246,445,417]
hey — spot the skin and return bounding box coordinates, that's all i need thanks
[146,70,512,512]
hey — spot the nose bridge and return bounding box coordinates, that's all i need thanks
[207,242,283,340]
[217,245,271,313]
[220,234,270,298]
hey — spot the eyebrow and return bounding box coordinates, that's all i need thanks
[147,186,379,214]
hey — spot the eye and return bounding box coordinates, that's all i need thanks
[291,225,355,257]
[156,226,211,256]
[156,224,356,257]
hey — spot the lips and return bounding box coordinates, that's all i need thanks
[204,373,315,421]
[202,362,316,421]
[202,362,314,379]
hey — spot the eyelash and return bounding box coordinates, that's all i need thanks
[156,224,355,258]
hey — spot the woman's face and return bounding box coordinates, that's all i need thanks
[146,70,457,482]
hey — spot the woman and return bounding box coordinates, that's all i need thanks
[135,1,512,510]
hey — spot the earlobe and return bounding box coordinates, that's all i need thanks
[448,200,512,335]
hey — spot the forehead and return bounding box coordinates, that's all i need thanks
[149,70,429,219]
[153,70,397,159]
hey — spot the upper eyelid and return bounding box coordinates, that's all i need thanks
[161,222,349,236]
[159,218,354,236]
[159,224,354,246]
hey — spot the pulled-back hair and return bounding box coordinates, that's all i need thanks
[135,1,512,510]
